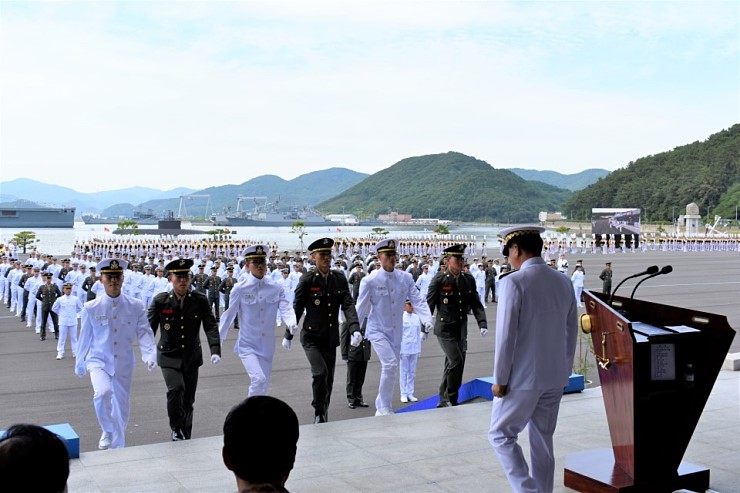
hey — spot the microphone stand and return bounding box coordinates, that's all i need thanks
[608,266,659,306]
[630,266,673,300]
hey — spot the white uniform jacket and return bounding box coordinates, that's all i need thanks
[219,275,296,359]
[76,293,157,376]
[52,294,83,325]
[355,269,432,346]
[494,257,578,390]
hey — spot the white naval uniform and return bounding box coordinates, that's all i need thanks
[355,268,432,414]
[488,256,578,493]
[570,270,585,308]
[75,293,156,449]
[52,293,83,356]
[218,275,296,397]
[400,310,422,399]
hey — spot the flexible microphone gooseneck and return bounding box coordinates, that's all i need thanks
[630,265,673,300]
[608,266,659,305]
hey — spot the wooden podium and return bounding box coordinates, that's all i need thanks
[564,290,735,493]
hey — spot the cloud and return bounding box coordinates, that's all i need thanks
[1,1,737,193]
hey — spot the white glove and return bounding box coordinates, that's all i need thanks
[211,354,221,365]
[480,327,489,337]
[350,331,362,347]
[288,325,297,336]
[282,338,292,350]
[423,321,433,333]
[74,366,86,377]
[146,360,157,371]
[421,331,428,342]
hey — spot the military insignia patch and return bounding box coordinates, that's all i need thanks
[110,260,119,270]
[388,240,395,248]
[164,323,171,331]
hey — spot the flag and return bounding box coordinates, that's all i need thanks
[337,227,342,233]
[103,227,110,232]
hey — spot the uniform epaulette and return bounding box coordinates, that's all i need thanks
[498,270,516,280]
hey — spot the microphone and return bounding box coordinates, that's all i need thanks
[609,265,659,305]
[630,265,673,300]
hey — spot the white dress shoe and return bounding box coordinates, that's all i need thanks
[56,352,63,360]
[408,395,418,402]
[400,395,409,403]
[99,431,112,450]
[374,407,395,416]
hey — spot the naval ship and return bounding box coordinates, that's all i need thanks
[0,202,76,228]
[210,196,339,227]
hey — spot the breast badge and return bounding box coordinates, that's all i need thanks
[164,323,171,331]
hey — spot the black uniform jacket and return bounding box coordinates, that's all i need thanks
[148,290,221,369]
[289,270,360,348]
[427,271,487,339]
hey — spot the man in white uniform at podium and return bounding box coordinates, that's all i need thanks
[489,226,578,493]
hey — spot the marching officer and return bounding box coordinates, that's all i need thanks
[191,264,208,294]
[204,266,222,322]
[286,238,360,423]
[148,258,221,441]
[219,266,238,329]
[427,244,488,407]
[36,272,62,341]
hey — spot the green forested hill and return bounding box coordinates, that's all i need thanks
[563,125,740,222]
[318,152,572,222]
[509,168,610,191]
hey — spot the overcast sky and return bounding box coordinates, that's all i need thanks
[1,1,738,193]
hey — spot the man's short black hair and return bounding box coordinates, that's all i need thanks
[508,233,544,256]
[223,396,299,485]
[0,424,70,493]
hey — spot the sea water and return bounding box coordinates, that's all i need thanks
[0,222,507,255]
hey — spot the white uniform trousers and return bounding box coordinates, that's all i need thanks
[9,284,18,311]
[399,353,419,397]
[488,388,563,493]
[370,335,400,412]
[477,286,486,306]
[15,286,24,315]
[26,298,37,327]
[57,323,78,356]
[89,367,133,449]
[240,353,273,397]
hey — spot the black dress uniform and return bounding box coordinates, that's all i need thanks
[218,269,238,328]
[36,274,62,341]
[340,318,371,408]
[204,269,221,322]
[148,259,221,440]
[286,238,360,423]
[427,245,487,406]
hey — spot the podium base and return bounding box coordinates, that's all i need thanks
[564,448,709,493]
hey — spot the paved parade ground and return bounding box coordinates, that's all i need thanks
[0,250,738,491]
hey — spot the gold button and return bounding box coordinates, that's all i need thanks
[181,335,185,339]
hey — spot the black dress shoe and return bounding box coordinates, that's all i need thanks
[40,334,46,341]
[436,401,450,408]
[55,333,59,340]
[348,402,356,409]
[356,401,369,408]
[314,415,326,424]
[171,429,186,441]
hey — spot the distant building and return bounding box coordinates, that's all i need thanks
[378,212,413,223]
[324,214,359,225]
[539,211,563,222]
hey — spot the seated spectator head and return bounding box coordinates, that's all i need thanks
[223,396,299,490]
[0,424,70,493]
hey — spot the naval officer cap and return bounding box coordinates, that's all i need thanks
[498,225,546,256]
[244,244,269,260]
[308,238,334,254]
[374,238,398,254]
[98,258,128,275]
[443,244,467,257]
[165,258,194,277]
